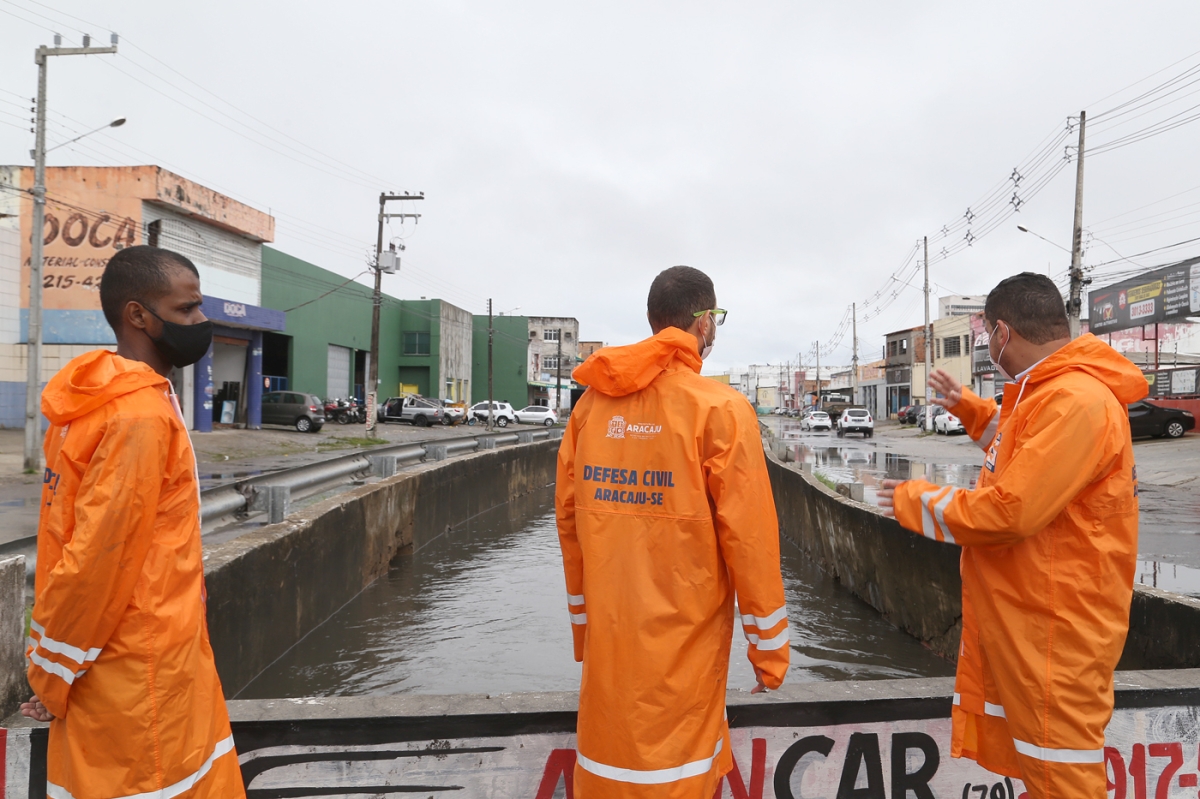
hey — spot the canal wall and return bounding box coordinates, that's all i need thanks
[763,442,1200,669]
[202,438,560,697]
[5,669,1200,796]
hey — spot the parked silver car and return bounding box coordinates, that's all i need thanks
[261,391,325,433]
[377,396,444,427]
[515,405,558,426]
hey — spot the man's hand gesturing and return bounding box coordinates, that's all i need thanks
[928,369,962,409]
[20,695,53,722]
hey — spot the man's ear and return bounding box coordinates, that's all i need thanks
[125,300,151,332]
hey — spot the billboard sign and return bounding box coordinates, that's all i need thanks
[1089,258,1200,334]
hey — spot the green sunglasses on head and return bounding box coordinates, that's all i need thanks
[692,308,727,326]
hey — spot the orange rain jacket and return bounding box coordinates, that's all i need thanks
[29,350,244,799]
[892,334,1147,799]
[556,328,789,798]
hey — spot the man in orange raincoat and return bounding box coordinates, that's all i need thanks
[879,273,1147,799]
[556,265,790,798]
[21,246,245,798]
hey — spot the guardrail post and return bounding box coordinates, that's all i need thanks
[477,436,497,450]
[517,431,535,444]
[368,454,399,478]
[426,444,449,461]
[548,427,565,441]
[266,485,291,524]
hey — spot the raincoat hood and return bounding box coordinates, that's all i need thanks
[572,327,703,398]
[42,349,168,426]
[1025,333,1148,405]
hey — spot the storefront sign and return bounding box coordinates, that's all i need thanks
[1089,259,1200,334]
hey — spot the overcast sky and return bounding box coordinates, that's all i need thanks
[3,1,1200,372]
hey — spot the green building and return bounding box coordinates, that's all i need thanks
[395,299,474,403]
[472,314,529,406]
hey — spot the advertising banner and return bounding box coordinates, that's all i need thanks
[1089,259,1200,335]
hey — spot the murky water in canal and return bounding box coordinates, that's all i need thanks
[240,487,953,699]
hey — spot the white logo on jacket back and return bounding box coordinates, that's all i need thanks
[606,416,626,439]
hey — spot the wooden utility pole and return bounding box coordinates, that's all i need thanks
[487,298,494,431]
[923,236,932,432]
[1068,111,1087,339]
[365,192,423,439]
[24,35,118,471]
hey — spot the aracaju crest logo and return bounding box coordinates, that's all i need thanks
[606,416,627,439]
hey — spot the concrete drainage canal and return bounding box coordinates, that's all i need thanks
[5,437,1200,797]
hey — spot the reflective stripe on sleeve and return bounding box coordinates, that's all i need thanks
[951,693,1006,719]
[47,734,236,799]
[974,412,1000,451]
[28,650,78,685]
[29,620,101,667]
[740,605,787,630]
[569,612,588,625]
[919,488,958,543]
[577,738,722,785]
[1012,739,1103,764]
[932,490,957,544]
[567,594,586,606]
[746,627,790,651]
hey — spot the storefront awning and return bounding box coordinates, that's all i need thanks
[202,296,286,331]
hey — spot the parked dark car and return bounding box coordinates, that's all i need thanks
[898,404,924,425]
[262,391,325,432]
[1127,400,1195,439]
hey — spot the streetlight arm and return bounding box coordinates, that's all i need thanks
[1016,225,1071,254]
[45,118,125,154]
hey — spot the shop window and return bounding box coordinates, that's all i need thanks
[403,331,431,356]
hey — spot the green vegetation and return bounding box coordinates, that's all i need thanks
[814,472,841,492]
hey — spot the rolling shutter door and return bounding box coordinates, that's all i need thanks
[327,345,352,399]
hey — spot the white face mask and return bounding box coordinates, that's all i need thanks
[989,322,1013,381]
[700,317,715,361]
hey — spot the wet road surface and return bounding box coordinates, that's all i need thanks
[239,487,954,699]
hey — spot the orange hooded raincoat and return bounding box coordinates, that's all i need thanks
[29,349,244,799]
[891,334,1147,799]
[556,328,789,799]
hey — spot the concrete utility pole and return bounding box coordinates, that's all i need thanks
[923,236,932,433]
[814,342,821,410]
[1067,110,1087,339]
[487,298,494,431]
[554,331,563,418]
[24,34,118,472]
[851,303,859,407]
[365,192,423,439]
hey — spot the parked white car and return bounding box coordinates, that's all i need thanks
[799,411,832,432]
[515,405,558,426]
[837,408,874,438]
[934,409,965,435]
[467,401,517,427]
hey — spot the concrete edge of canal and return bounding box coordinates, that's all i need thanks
[763,435,1200,670]
[202,438,560,698]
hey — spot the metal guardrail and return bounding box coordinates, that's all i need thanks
[200,427,562,527]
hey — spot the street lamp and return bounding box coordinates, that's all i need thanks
[1016,225,1070,253]
[42,117,126,155]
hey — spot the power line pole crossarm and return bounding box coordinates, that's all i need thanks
[24,35,119,472]
[1068,110,1087,339]
[364,192,424,440]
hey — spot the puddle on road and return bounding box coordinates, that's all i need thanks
[0,498,34,508]
[1136,559,1200,597]
[239,487,953,699]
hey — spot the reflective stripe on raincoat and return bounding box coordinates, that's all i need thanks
[557,327,789,799]
[31,349,244,799]
[892,334,1147,799]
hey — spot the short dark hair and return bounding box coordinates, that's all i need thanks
[100,245,199,332]
[984,272,1070,344]
[647,265,716,332]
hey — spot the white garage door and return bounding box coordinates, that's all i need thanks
[327,345,352,399]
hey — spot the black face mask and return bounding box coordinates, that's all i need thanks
[144,306,213,368]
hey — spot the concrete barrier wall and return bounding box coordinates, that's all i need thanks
[0,555,25,721]
[202,439,559,697]
[764,444,1200,669]
[6,669,1200,797]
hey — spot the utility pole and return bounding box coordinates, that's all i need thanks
[851,303,859,407]
[555,331,563,418]
[24,34,118,472]
[814,342,821,410]
[923,236,932,433]
[365,192,423,439]
[487,298,494,431]
[1068,110,1087,339]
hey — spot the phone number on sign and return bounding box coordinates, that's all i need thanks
[42,273,102,291]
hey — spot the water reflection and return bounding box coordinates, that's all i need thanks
[784,441,981,507]
[241,488,953,699]
[1136,559,1200,597]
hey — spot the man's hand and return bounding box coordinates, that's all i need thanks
[20,696,53,722]
[877,479,902,518]
[928,369,962,409]
[750,667,768,694]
